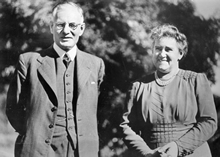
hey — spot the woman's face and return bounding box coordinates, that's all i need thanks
[152,37,183,74]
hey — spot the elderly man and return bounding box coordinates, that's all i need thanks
[6,1,105,157]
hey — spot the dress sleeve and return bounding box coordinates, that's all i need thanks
[120,82,152,156]
[6,54,27,134]
[175,73,218,157]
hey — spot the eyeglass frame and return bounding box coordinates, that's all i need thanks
[55,22,83,31]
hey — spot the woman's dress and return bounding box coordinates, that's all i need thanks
[121,69,217,157]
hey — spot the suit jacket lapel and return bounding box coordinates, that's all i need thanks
[37,47,58,101]
[36,47,91,105]
[76,49,91,96]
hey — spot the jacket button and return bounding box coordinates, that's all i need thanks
[51,107,57,112]
[68,126,73,130]
[66,82,70,85]
[49,124,54,128]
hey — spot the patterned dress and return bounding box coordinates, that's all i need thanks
[121,69,217,157]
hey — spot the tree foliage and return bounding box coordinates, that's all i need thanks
[0,0,220,156]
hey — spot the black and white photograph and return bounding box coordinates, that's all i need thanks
[0,0,220,157]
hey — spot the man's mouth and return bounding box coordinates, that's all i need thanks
[61,37,72,40]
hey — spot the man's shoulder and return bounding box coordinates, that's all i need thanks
[19,46,54,64]
[78,49,102,60]
[77,50,104,67]
[21,46,52,57]
[19,51,40,63]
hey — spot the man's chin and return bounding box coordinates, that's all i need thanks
[59,43,75,50]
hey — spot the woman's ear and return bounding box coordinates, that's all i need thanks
[178,50,184,61]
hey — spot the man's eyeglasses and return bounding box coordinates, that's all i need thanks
[55,23,82,30]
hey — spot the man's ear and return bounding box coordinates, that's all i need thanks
[79,23,85,36]
[49,22,54,34]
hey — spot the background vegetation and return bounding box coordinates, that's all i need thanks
[0,0,220,157]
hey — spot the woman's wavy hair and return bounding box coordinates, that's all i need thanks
[150,24,188,58]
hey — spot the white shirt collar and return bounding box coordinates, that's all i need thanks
[53,43,77,61]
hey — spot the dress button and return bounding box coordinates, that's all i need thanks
[45,139,50,144]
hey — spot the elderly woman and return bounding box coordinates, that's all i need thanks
[120,24,217,157]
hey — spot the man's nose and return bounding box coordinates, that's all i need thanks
[63,24,71,34]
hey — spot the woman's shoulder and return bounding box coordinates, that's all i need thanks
[177,69,206,79]
[134,72,155,84]
[177,69,198,79]
[177,69,208,83]
[129,72,155,94]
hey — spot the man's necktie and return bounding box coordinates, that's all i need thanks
[63,53,71,67]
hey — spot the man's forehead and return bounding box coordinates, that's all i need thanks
[57,4,80,13]
[51,2,84,23]
[55,4,82,18]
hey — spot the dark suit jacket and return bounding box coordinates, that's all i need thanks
[6,46,105,157]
